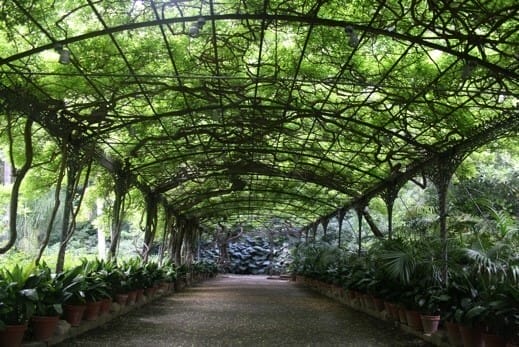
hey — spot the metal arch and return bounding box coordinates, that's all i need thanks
[1,1,517,230]
[166,186,340,212]
[1,13,517,80]
[185,198,322,224]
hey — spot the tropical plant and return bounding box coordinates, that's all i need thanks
[0,264,39,327]
[122,258,146,291]
[459,237,519,336]
[104,266,128,296]
[88,259,122,297]
[76,259,111,301]
[162,261,177,283]
[142,262,163,289]
[415,285,450,315]
[53,265,87,305]
[25,263,65,316]
[176,264,188,281]
[193,260,218,277]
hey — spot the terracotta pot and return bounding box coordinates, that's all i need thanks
[371,296,385,312]
[127,291,137,305]
[31,315,59,341]
[160,282,172,293]
[136,289,145,302]
[99,298,112,315]
[445,321,463,347]
[63,304,86,327]
[175,279,186,291]
[383,301,392,318]
[0,324,27,347]
[387,302,400,321]
[459,324,484,347]
[482,333,506,347]
[346,290,356,301]
[405,309,423,332]
[397,307,408,324]
[362,294,373,310]
[420,314,440,334]
[337,287,345,298]
[115,293,129,306]
[84,301,102,321]
[145,287,156,297]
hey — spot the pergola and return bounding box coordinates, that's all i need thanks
[0,0,517,265]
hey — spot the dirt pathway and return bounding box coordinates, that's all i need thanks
[57,275,431,347]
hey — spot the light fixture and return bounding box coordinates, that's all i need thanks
[344,26,359,48]
[188,24,200,37]
[54,43,71,64]
[188,17,206,38]
[58,49,71,64]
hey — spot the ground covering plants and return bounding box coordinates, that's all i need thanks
[0,257,218,344]
[290,228,519,343]
[0,0,517,271]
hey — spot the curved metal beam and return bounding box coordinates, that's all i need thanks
[2,13,516,80]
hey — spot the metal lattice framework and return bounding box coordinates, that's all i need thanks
[0,0,518,230]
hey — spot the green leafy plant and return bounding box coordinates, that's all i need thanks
[415,285,450,315]
[54,265,87,305]
[122,258,146,291]
[176,264,188,281]
[94,260,126,297]
[25,263,65,316]
[0,264,39,327]
[77,259,111,301]
[162,261,177,283]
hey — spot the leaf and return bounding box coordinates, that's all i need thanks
[52,304,63,315]
[20,288,39,302]
[465,305,487,321]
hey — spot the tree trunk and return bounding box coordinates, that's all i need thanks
[215,223,242,272]
[362,209,384,238]
[35,148,66,264]
[173,218,186,266]
[108,181,126,260]
[0,118,33,254]
[56,157,91,273]
[142,193,158,262]
[55,162,77,273]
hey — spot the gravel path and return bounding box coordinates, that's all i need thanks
[57,275,431,347]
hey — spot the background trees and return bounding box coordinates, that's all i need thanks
[0,0,517,269]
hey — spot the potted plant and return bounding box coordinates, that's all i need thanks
[0,264,38,346]
[162,261,177,293]
[26,263,65,341]
[103,266,129,306]
[416,285,449,334]
[454,298,486,347]
[470,284,518,347]
[175,264,188,291]
[83,272,110,321]
[142,262,161,297]
[54,266,87,327]
[119,258,147,304]
[86,260,116,314]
